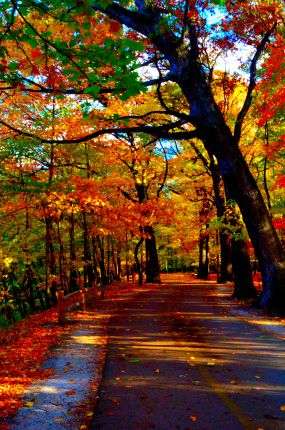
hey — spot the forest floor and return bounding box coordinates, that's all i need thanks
[2,274,285,430]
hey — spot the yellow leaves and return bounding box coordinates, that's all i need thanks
[4,257,13,269]
[86,411,94,417]
[54,418,64,423]
[24,401,34,407]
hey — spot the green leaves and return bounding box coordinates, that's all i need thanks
[211,0,226,6]
[84,84,100,97]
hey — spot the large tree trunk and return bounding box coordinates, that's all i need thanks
[178,79,285,310]
[145,225,161,283]
[210,153,255,298]
[231,237,257,300]
[224,190,257,300]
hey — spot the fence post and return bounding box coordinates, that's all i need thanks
[58,290,65,324]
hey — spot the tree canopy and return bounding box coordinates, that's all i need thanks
[0,0,284,317]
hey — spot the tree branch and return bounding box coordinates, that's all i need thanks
[234,23,277,143]
[0,117,198,144]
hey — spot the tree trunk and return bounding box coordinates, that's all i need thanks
[218,232,232,283]
[69,212,79,292]
[135,182,161,284]
[145,225,161,283]
[45,216,57,305]
[82,210,94,289]
[231,238,257,300]
[197,228,209,280]
[178,76,285,310]
[97,236,108,286]
[91,236,100,284]
[209,153,233,283]
[134,237,144,285]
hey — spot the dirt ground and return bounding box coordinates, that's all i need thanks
[4,274,285,430]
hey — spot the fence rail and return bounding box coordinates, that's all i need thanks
[58,285,98,324]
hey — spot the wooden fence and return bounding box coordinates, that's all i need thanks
[58,285,99,324]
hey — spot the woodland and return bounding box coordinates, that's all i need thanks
[0,0,284,327]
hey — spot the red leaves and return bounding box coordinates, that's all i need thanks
[0,308,71,424]
[66,390,76,395]
[272,218,285,231]
[31,47,42,60]
[109,21,121,33]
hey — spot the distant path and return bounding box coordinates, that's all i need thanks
[90,274,285,430]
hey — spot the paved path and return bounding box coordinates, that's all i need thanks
[90,277,285,430]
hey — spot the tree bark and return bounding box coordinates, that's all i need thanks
[231,238,257,300]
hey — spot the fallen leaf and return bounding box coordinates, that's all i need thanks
[129,359,140,363]
[190,416,197,422]
[24,401,34,407]
[54,418,64,423]
[280,405,285,411]
[66,390,76,395]
[79,426,87,429]
[154,368,160,373]
[86,412,94,417]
